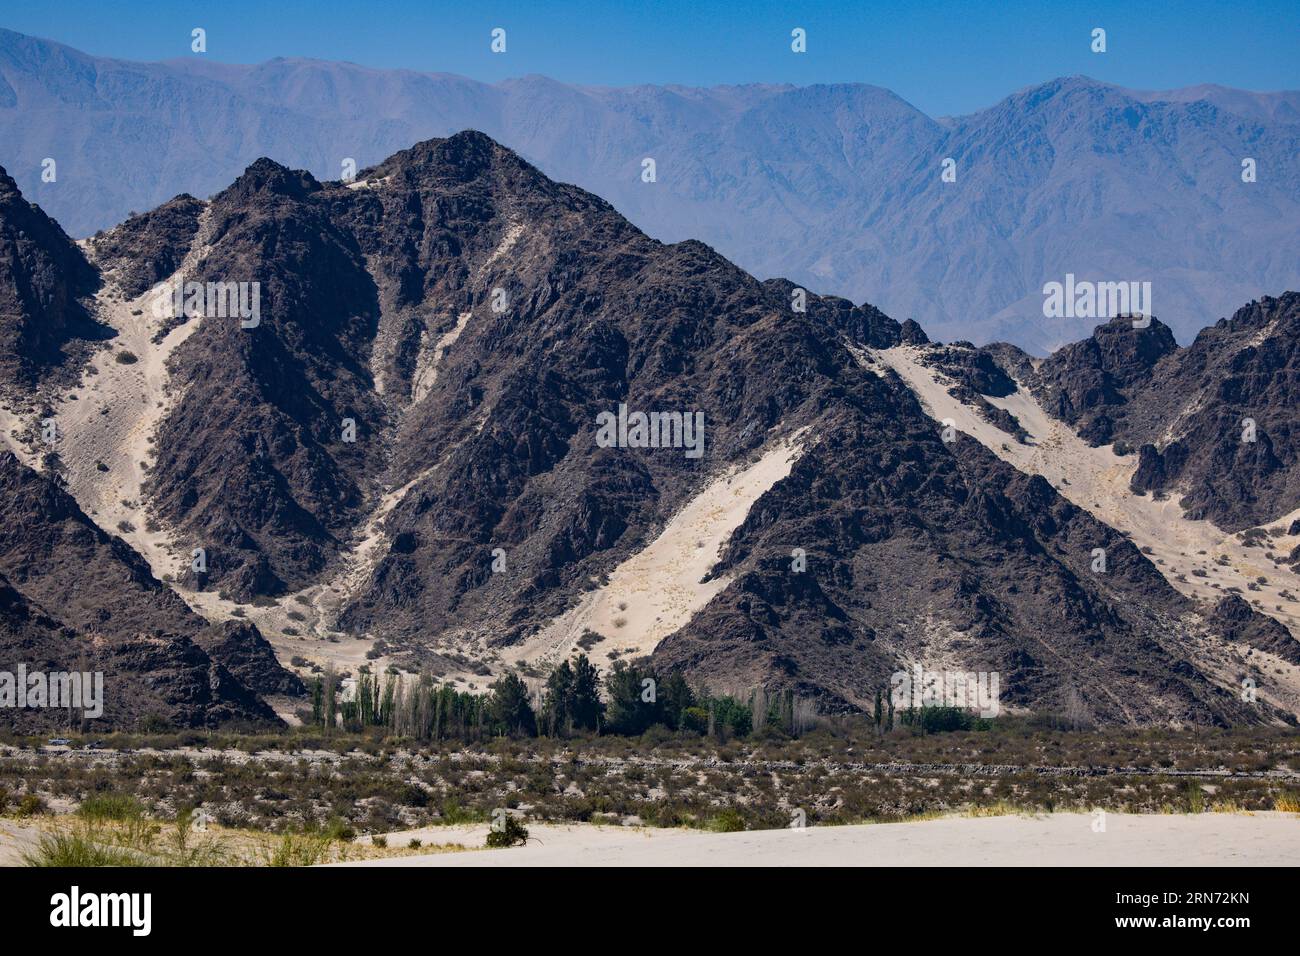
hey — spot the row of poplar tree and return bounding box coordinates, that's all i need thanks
[308,655,819,740]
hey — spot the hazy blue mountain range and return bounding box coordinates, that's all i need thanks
[2,26,1296,352]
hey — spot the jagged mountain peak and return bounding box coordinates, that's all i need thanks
[368,129,521,182]
[0,165,102,391]
[1202,291,1300,338]
[1035,314,1181,417]
[0,164,20,197]
[1026,292,1300,531]
[223,158,322,202]
[359,129,608,220]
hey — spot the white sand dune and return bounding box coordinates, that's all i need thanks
[53,280,204,579]
[335,812,1300,867]
[504,427,808,674]
[0,820,44,867]
[345,175,391,191]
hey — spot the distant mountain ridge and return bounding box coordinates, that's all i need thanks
[1,27,1296,352]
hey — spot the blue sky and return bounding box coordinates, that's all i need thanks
[5,0,1298,115]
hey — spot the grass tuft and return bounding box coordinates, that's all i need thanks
[23,829,146,867]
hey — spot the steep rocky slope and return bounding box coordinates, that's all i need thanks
[873,335,1300,717]
[0,452,289,730]
[91,194,205,299]
[136,159,389,598]
[0,165,106,393]
[0,130,1293,726]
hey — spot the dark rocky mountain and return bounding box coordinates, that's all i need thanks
[137,159,390,598]
[161,134,1294,720]
[1208,594,1300,665]
[0,130,1294,726]
[91,193,205,299]
[0,452,289,729]
[1025,295,1300,530]
[201,620,305,698]
[0,165,106,392]
[1031,316,1182,444]
[652,398,1266,723]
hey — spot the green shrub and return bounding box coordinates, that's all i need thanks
[900,706,974,733]
[321,816,355,842]
[681,706,711,735]
[263,833,330,867]
[16,794,46,817]
[485,815,529,848]
[706,808,747,832]
[78,794,145,821]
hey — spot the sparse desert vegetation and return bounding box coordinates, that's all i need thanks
[2,717,1297,866]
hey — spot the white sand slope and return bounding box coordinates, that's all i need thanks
[0,820,44,866]
[481,221,524,274]
[345,175,391,191]
[506,428,809,674]
[51,284,204,579]
[179,473,439,683]
[305,466,440,636]
[336,812,1300,867]
[411,311,471,405]
[0,211,215,582]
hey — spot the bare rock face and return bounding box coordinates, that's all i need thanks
[88,194,205,298]
[0,452,283,730]
[1030,315,1180,444]
[0,562,288,733]
[0,165,106,392]
[198,620,306,697]
[142,159,389,598]
[1208,595,1300,665]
